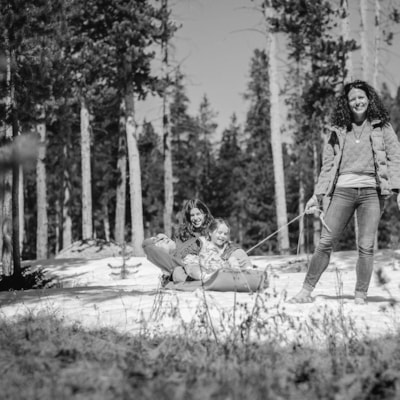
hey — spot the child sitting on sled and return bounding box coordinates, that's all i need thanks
[184,218,252,281]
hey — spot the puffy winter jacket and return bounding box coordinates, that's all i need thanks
[314,120,400,198]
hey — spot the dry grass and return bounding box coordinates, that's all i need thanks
[1,286,400,400]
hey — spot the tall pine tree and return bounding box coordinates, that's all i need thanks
[242,49,277,254]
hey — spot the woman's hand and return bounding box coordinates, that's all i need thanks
[305,195,320,214]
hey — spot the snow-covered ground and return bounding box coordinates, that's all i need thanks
[1,250,400,340]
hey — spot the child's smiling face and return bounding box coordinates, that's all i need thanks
[210,223,229,248]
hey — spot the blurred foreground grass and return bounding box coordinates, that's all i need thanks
[1,308,399,400]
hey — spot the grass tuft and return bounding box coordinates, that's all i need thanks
[1,299,400,400]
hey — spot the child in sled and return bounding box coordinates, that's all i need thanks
[184,218,252,281]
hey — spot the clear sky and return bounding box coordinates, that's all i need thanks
[137,0,400,138]
[169,0,266,129]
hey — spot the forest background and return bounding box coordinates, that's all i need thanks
[2,0,400,279]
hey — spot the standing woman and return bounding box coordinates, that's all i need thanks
[142,198,213,283]
[289,80,400,305]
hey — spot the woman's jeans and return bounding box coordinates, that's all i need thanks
[303,187,384,295]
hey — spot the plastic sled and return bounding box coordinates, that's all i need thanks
[164,268,267,293]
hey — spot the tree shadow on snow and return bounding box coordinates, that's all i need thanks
[29,258,95,272]
[0,285,160,308]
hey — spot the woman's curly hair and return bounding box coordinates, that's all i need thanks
[175,198,213,242]
[331,80,390,129]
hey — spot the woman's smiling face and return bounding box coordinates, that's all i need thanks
[190,207,205,228]
[348,88,369,121]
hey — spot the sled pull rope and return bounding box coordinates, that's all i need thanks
[246,209,330,255]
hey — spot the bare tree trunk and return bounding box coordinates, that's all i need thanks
[81,97,92,240]
[62,143,72,249]
[340,0,353,80]
[162,100,173,238]
[12,154,20,277]
[298,169,305,254]
[360,0,369,81]
[102,200,110,242]
[115,106,127,244]
[125,86,144,256]
[19,168,23,252]
[237,213,244,247]
[312,140,321,248]
[265,4,290,254]
[55,199,60,254]
[293,55,306,254]
[1,47,12,275]
[2,174,12,275]
[12,161,20,276]
[11,83,21,279]
[162,0,174,238]
[372,0,380,89]
[36,117,48,258]
[62,180,72,248]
